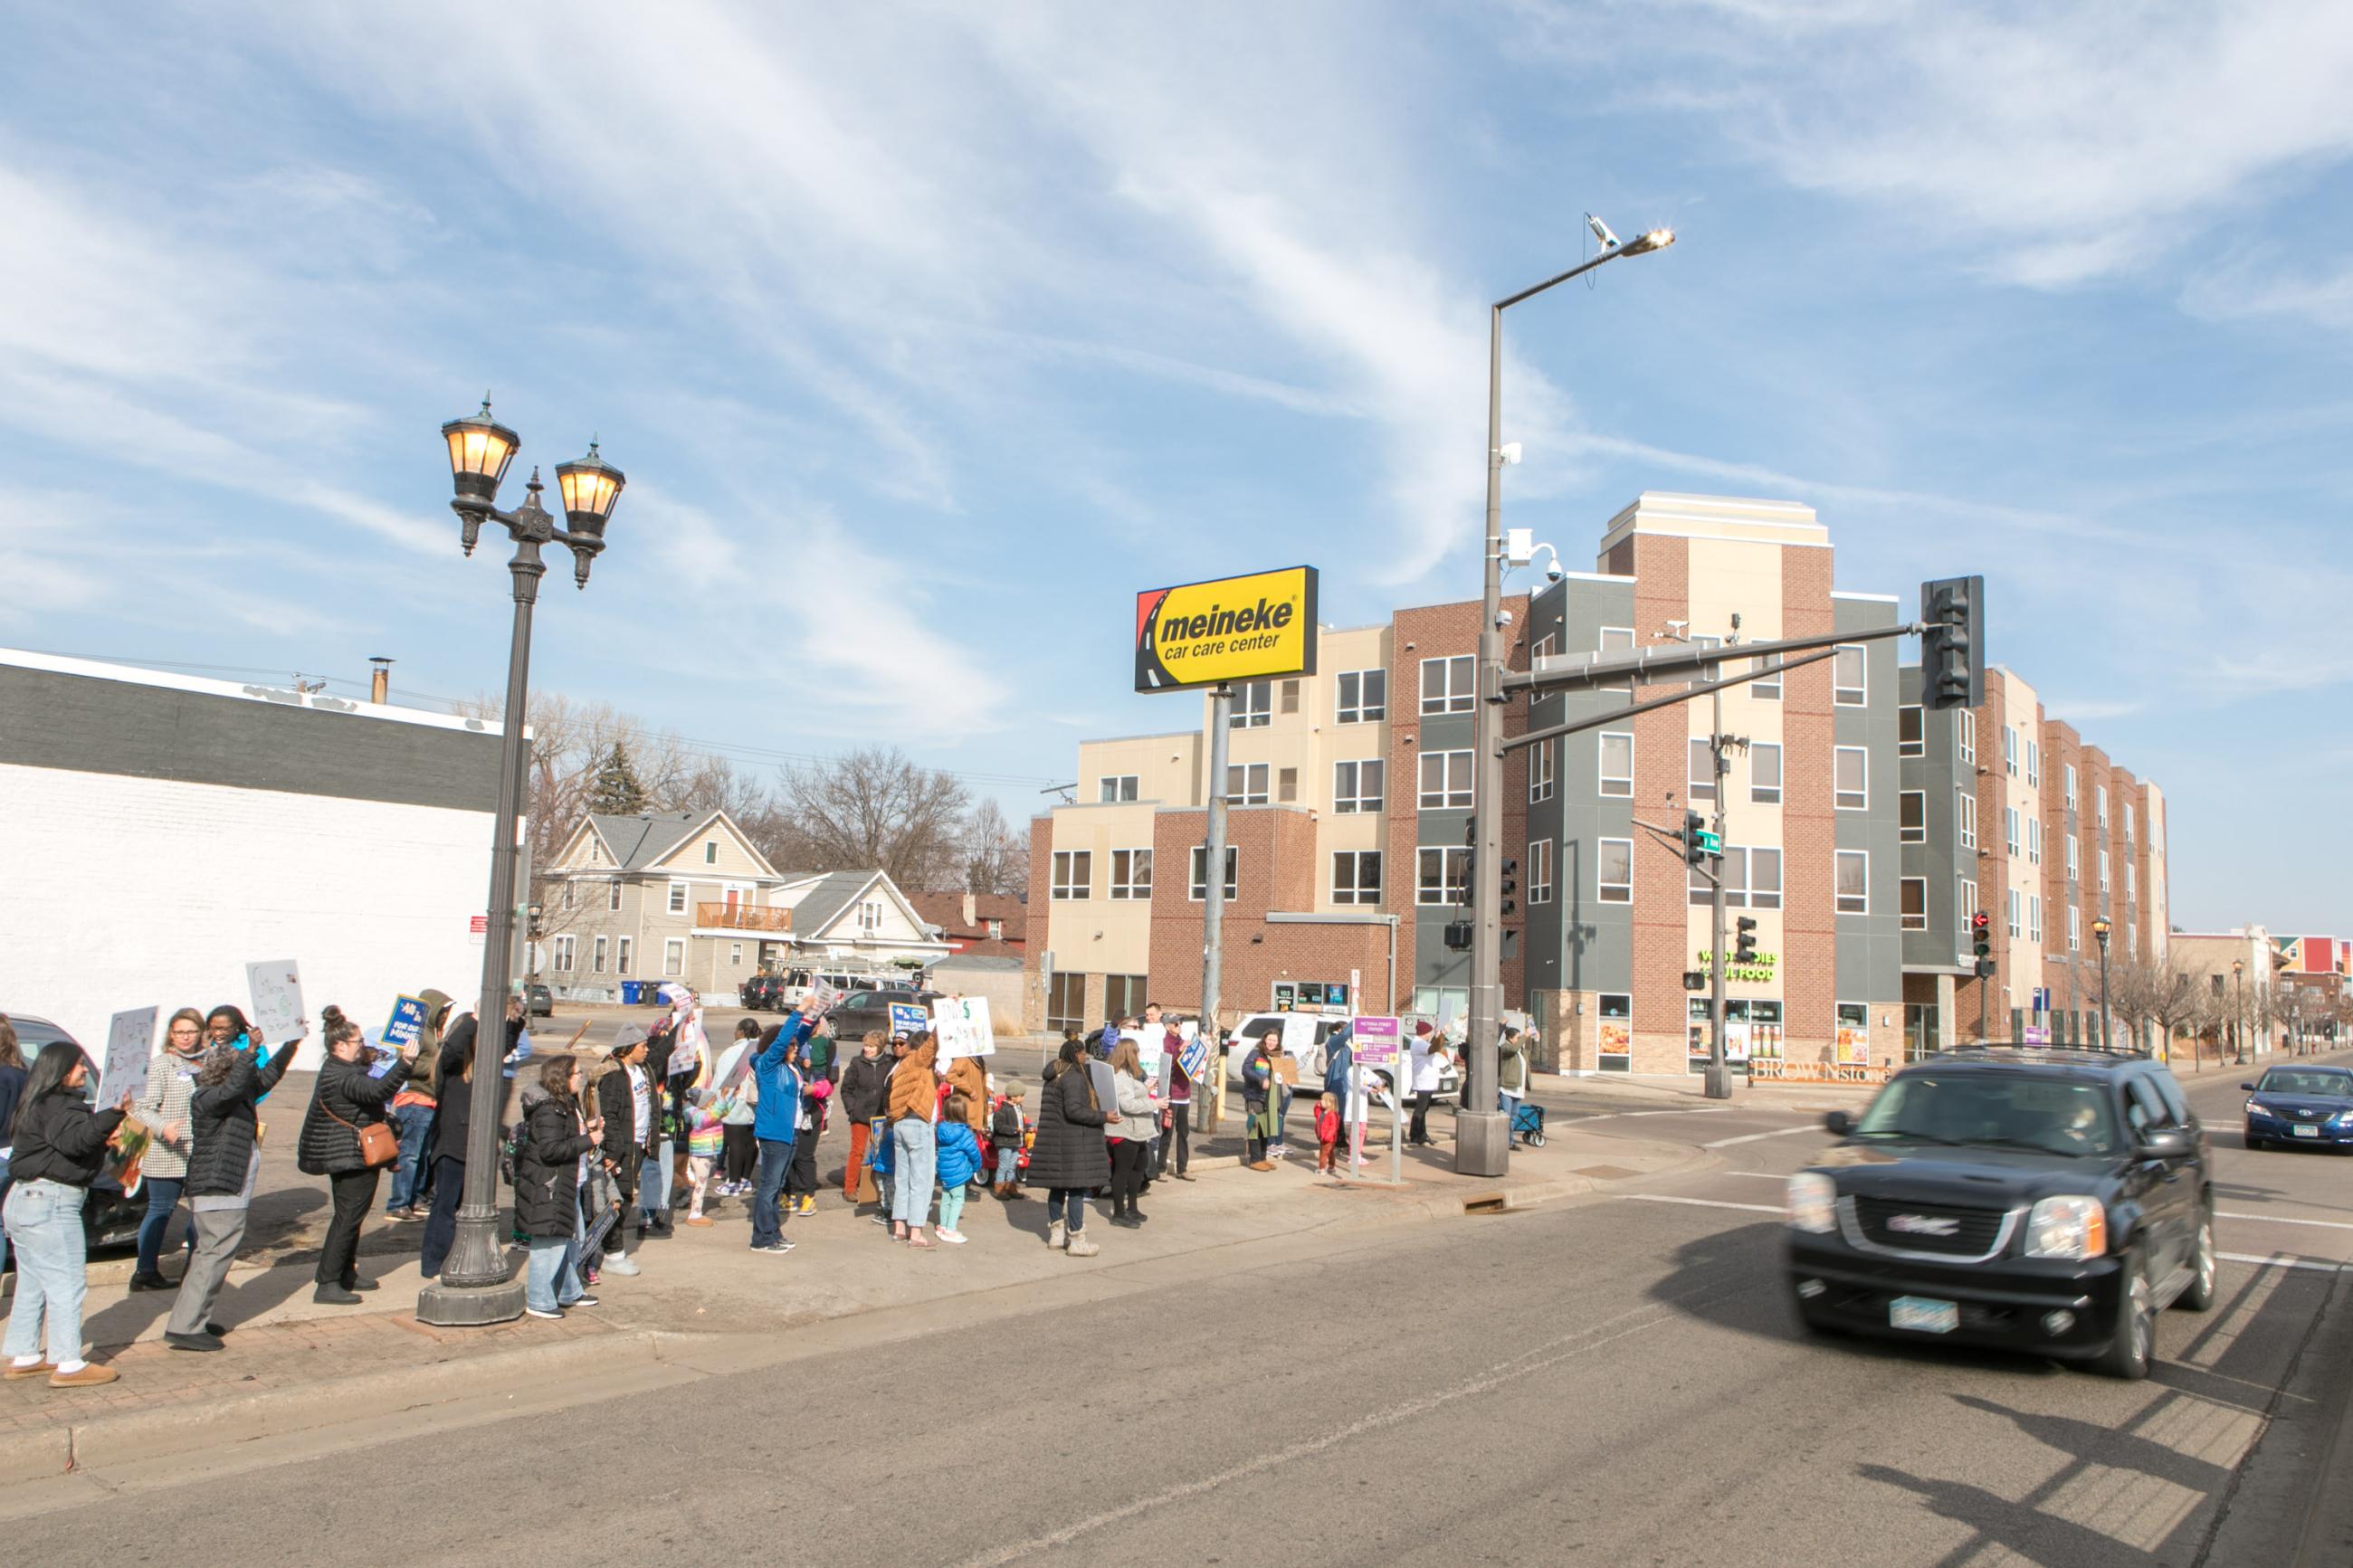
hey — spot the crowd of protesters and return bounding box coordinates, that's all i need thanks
[1,984,1537,1388]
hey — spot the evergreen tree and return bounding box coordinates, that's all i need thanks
[589,741,650,815]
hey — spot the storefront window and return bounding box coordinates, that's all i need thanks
[1598,993,1632,1074]
[1687,999,1783,1071]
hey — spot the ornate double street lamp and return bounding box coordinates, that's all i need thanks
[416,399,624,1327]
[2091,916,2111,1051]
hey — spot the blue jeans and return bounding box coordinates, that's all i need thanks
[525,1236,584,1313]
[750,1138,793,1249]
[641,1137,673,1221]
[1500,1090,1524,1130]
[890,1120,936,1229]
[1045,1186,1086,1233]
[137,1175,186,1276]
[386,1104,435,1210]
[994,1147,1018,1185]
[4,1181,89,1364]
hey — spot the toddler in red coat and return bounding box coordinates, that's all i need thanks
[1314,1092,1341,1174]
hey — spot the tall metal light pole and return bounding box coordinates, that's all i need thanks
[2091,916,2110,1052]
[2233,958,2245,1066]
[417,399,624,1328]
[1199,683,1233,1131]
[1462,220,1676,1178]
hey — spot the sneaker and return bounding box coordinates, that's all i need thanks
[583,1268,601,1286]
[603,1255,642,1277]
[49,1363,119,1388]
[163,1331,223,1354]
[1247,1161,1275,1173]
[871,1212,891,1226]
[796,1195,816,1215]
[938,1229,967,1245]
[564,1294,600,1308]
[128,1269,172,1292]
[685,1215,714,1227]
[312,1285,363,1306]
[759,1240,796,1256]
[526,1307,565,1320]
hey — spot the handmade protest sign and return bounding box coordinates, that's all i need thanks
[932,995,996,1060]
[245,960,306,1044]
[888,1003,929,1037]
[100,1007,159,1104]
[382,994,428,1052]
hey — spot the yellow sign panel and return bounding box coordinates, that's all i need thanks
[1134,566,1319,692]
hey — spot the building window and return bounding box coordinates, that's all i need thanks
[1278,766,1299,803]
[1834,850,1868,915]
[1598,732,1634,797]
[1600,627,1635,693]
[1898,705,1924,757]
[1834,746,1867,811]
[1419,750,1472,809]
[1597,838,1633,904]
[2064,764,2078,809]
[2124,803,2135,845]
[563,880,575,910]
[1104,974,1148,1021]
[1416,846,1471,905]
[1226,762,1270,805]
[616,936,634,975]
[2029,894,2043,944]
[1900,877,1928,931]
[2068,906,2081,953]
[1958,879,1977,959]
[1420,655,1474,715]
[553,935,576,973]
[1597,993,1633,1070]
[1331,851,1382,906]
[608,879,623,912]
[704,841,718,864]
[1051,851,1091,900]
[1749,847,1782,909]
[1956,711,1976,766]
[1900,790,1926,844]
[1110,849,1153,899]
[2095,785,2109,830]
[592,936,608,974]
[664,938,684,977]
[1528,740,1555,804]
[2027,818,2042,865]
[1687,845,1779,910]
[665,881,685,915]
[1833,645,1866,706]
[1046,972,1086,1034]
[1958,788,1977,851]
[1334,759,1385,814]
[1190,845,1238,901]
[1529,839,1553,904]
[1280,679,1300,715]
[1751,654,1780,702]
[1098,775,1138,803]
[2099,848,2110,892]
[2026,740,2041,787]
[2003,725,2018,778]
[1531,632,1556,661]
[1232,681,1272,728]
[2007,888,2021,938]
[1688,736,1717,802]
[2066,834,2079,881]
[1336,669,1386,724]
[2126,861,2137,898]
[2005,806,2020,858]
[1750,742,1781,804]
[730,943,743,966]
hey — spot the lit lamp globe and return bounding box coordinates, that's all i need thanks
[441,397,520,554]
[554,440,627,586]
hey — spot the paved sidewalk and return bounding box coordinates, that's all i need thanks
[0,1102,1712,1483]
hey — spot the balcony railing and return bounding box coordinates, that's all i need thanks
[697,902,793,932]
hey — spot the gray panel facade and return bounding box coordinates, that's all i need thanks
[1897,663,1972,974]
[0,664,509,815]
[1833,600,1904,1008]
[1524,575,1638,1001]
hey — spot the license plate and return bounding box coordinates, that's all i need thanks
[1891,1296,1958,1334]
[2294,1126,2320,1138]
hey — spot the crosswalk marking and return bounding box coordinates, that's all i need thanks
[1703,1126,1824,1148]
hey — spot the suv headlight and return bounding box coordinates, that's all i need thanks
[2024,1195,2108,1260]
[1786,1173,1836,1234]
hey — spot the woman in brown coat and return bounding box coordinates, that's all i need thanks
[885,1036,941,1246]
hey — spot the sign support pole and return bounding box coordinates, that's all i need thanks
[1200,683,1232,1134]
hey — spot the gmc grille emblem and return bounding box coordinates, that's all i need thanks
[1887,1214,1959,1237]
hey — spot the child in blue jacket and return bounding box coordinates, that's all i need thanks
[934,1093,983,1245]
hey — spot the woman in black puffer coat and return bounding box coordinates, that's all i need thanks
[1025,1041,1110,1258]
[164,1034,300,1349]
[516,1055,602,1318]
[296,1007,418,1305]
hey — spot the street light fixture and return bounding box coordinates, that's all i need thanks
[2091,917,2111,1052]
[2232,958,2246,1066]
[417,398,624,1328]
[1462,217,1677,1178]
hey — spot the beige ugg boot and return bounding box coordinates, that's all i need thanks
[1065,1230,1100,1258]
[1047,1219,1067,1250]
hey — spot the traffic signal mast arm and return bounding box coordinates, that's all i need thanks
[1498,645,1842,756]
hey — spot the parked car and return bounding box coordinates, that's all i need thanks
[2241,1065,2353,1150]
[1220,1013,1460,1101]
[1785,1048,2214,1381]
[526,983,555,1018]
[829,988,941,1044]
[738,973,786,1012]
[0,1012,145,1253]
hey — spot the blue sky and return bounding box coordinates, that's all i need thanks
[4,2,2348,932]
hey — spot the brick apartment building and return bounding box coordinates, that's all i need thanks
[1024,491,2173,1076]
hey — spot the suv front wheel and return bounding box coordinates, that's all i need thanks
[2096,1254,2155,1381]
[2175,1203,2217,1313]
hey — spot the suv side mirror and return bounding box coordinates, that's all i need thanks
[2139,1126,2196,1160]
[1824,1109,1854,1137]
[2238,1082,2256,1092]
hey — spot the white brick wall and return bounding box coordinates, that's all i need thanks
[1,763,494,1071]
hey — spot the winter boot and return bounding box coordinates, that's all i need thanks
[1065,1230,1101,1258]
[1047,1219,1068,1250]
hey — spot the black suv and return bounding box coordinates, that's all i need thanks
[739,974,786,1012]
[1784,1050,2213,1380]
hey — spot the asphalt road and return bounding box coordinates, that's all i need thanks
[36,1051,2348,1567]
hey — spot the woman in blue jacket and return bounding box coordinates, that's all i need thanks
[933,1095,982,1244]
[748,1017,807,1255]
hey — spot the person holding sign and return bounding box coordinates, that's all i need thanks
[837,1032,891,1202]
[296,1007,421,1305]
[124,1009,207,1291]
[164,1028,300,1350]
[4,1041,130,1386]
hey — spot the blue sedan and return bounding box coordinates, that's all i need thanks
[2243,1067,2353,1151]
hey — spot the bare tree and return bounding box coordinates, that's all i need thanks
[2141,957,2205,1070]
[780,746,972,889]
[961,796,1031,895]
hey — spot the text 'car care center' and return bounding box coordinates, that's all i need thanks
[1135,566,1319,691]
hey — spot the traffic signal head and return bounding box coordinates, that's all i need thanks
[1922,575,1986,712]
[1971,909,1992,959]
[1683,808,1708,866]
[1734,916,1758,965]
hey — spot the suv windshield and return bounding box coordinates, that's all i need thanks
[1853,1070,2124,1157]
[2256,1069,2353,1098]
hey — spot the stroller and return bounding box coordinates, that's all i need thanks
[1510,1100,1548,1148]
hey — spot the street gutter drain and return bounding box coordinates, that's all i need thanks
[1463,1193,1510,1215]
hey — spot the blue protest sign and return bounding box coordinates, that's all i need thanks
[888,1003,929,1036]
[382,994,428,1051]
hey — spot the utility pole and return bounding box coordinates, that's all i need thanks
[1200,684,1232,1128]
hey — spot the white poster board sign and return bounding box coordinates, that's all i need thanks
[933,995,996,1060]
[245,959,307,1045]
[101,1007,159,1105]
